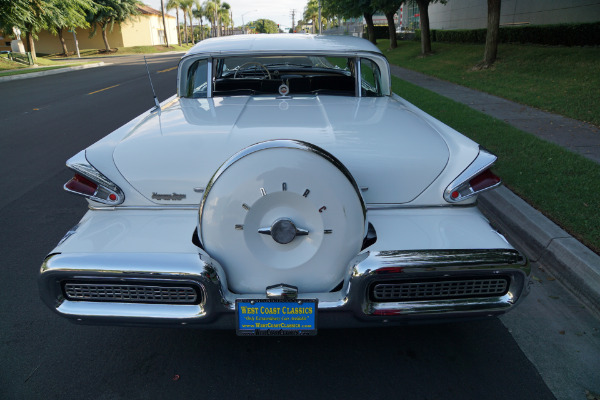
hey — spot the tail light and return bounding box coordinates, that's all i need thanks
[444,147,501,203]
[63,150,124,205]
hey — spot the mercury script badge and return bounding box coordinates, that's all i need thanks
[278,84,290,96]
[152,192,187,201]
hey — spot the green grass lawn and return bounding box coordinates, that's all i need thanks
[0,55,93,76]
[0,44,192,76]
[392,76,600,253]
[43,44,193,58]
[379,40,600,126]
[0,65,75,76]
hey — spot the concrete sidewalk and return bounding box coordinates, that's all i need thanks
[389,65,600,316]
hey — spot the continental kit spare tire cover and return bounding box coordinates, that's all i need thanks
[198,140,366,294]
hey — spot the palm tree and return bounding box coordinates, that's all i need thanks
[178,0,193,44]
[166,0,181,45]
[185,0,194,43]
[204,1,216,37]
[303,0,319,34]
[160,0,169,47]
[205,0,223,37]
[219,2,230,36]
[192,1,206,41]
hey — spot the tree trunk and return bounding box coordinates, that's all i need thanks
[484,0,501,66]
[200,18,204,40]
[101,24,111,51]
[25,30,37,62]
[190,12,195,44]
[364,13,376,45]
[58,29,68,55]
[160,0,169,47]
[385,11,397,49]
[416,0,432,54]
[183,10,188,44]
[176,10,181,45]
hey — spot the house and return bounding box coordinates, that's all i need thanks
[2,4,178,55]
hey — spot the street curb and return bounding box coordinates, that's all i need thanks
[50,51,187,61]
[0,62,109,82]
[479,186,600,316]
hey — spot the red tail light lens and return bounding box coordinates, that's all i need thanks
[445,148,501,203]
[65,174,98,196]
[63,150,124,205]
[470,169,500,192]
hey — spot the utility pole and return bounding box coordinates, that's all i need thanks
[290,9,296,32]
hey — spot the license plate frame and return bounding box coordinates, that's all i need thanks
[236,298,318,336]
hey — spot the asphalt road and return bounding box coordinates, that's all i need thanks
[0,54,597,400]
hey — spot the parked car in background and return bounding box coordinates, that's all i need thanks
[39,34,529,336]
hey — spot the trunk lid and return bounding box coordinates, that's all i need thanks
[112,96,449,205]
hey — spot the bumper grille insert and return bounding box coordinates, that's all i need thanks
[371,277,509,302]
[63,282,199,304]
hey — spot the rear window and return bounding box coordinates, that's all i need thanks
[184,55,384,98]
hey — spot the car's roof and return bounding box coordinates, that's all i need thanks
[186,34,382,55]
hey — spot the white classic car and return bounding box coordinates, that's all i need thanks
[40,34,529,335]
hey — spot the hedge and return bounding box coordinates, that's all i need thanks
[413,22,600,46]
[363,25,394,40]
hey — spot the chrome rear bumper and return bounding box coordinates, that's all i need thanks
[39,248,530,328]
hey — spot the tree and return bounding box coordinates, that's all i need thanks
[250,19,278,34]
[44,0,95,56]
[322,0,376,44]
[177,0,192,43]
[372,0,403,49]
[0,0,35,34]
[203,0,217,37]
[166,0,181,45]
[0,0,48,61]
[160,0,169,47]
[483,0,501,67]
[219,2,230,36]
[191,1,205,41]
[176,0,194,43]
[303,0,319,34]
[87,0,141,52]
[405,0,447,55]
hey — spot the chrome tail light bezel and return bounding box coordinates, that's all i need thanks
[64,150,125,206]
[444,147,501,203]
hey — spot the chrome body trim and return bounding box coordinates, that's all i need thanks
[197,139,367,248]
[207,57,213,98]
[88,203,475,212]
[39,249,529,328]
[355,57,362,98]
[266,284,299,300]
[444,147,501,203]
[65,150,125,206]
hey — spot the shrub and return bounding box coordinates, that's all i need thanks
[428,22,600,46]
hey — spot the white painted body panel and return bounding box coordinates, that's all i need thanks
[186,34,382,55]
[53,207,511,256]
[111,96,452,205]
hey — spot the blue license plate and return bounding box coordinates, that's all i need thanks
[236,299,318,336]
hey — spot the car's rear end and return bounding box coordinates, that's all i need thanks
[39,34,529,335]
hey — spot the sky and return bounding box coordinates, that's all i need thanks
[144,0,311,32]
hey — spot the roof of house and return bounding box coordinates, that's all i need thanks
[137,4,174,18]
